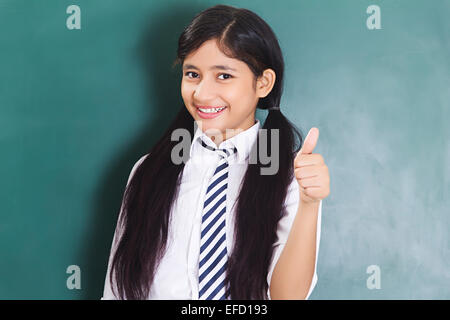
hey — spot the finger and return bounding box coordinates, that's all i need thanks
[298,183,306,193]
[302,186,323,199]
[298,176,322,188]
[298,182,320,193]
[299,185,317,202]
[294,166,319,179]
[294,154,324,168]
[298,127,319,155]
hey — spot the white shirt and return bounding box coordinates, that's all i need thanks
[101,119,322,300]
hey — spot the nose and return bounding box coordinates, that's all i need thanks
[193,76,219,101]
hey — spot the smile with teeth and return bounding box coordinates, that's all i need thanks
[198,106,226,113]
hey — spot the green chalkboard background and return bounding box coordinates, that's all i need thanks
[0,0,449,299]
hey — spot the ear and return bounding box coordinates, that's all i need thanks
[256,68,276,98]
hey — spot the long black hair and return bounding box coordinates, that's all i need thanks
[109,4,303,299]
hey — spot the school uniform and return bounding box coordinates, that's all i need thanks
[101,119,322,300]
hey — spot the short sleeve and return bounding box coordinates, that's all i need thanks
[266,178,322,300]
[101,154,149,300]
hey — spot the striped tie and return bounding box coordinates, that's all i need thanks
[198,138,237,300]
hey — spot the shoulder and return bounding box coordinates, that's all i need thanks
[126,153,150,186]
[132,153,150,171]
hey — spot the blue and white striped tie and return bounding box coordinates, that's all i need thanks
[198,138,237,300]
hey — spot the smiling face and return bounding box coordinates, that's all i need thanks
[181,39,276,145]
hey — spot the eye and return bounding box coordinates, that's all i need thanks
[184,71,198,78]
[218,73,232,80]
[184,72,233,80]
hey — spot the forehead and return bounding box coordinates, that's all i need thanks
[182,40,245,71]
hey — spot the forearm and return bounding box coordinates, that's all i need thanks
[269,199,320,299]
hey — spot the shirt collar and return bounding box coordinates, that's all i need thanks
[189,119,261,164]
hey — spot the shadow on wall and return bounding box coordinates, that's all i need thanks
[78,3,207,299]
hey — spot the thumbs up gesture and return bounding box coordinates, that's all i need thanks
[294,127,330,204]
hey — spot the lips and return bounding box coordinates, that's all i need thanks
[195,105,227,119]
[196,105,226,110]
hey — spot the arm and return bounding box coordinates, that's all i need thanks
[101,154,149,300]
[270,127,329,299]
[269,199,320,299]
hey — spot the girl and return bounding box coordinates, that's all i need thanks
[102,4,329,300]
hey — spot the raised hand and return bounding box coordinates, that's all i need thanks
[293,127,330,204]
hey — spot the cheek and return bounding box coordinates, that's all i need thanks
[181,87,192,104]
[226,92,254,114]
[223,88,243,108]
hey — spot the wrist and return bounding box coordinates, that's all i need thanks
[300,198,320,209]
[297,198,320,219]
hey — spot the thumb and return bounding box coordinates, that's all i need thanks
[299,127,319,155]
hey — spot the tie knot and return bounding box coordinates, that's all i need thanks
[200,138,237,159]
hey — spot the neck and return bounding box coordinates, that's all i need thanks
[206,119,257,147]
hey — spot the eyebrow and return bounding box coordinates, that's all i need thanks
[182,64,237,72]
